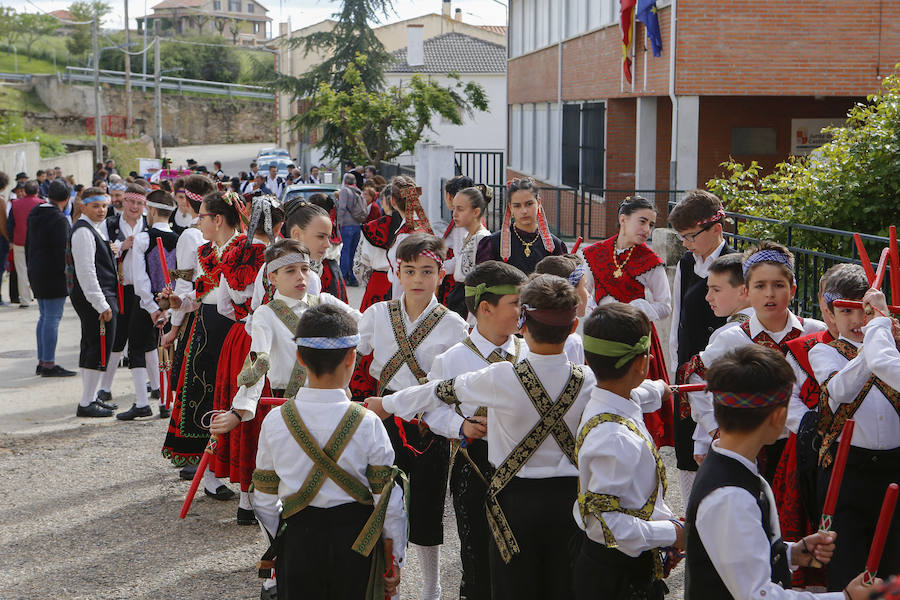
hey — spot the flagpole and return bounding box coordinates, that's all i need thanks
[631,8,636,93]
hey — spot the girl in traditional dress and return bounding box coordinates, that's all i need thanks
[160,190,243,496]
[436,175,473,307]
[307,193,348,302]
[581,195,674,447]
[475,177,566,274]
[443,184,493,318]
[354,188,399,311]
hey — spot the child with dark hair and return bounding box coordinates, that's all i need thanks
[252,304,406,600]
[370,274,622,600]
[475,177,566,274]
[583,195,673,448]
[436,175,475,309]
[306,192,348,302]
[809,283,900,591]
[442,184,493,318]
[572,302,678,599]
[358,232,469,600]
[685,344,873,600]
[535,253,590,364]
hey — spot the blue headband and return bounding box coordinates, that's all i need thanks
[743,249,793,278]
[823,291,843,304]
[82,195,108,204]
[567,263,587,286]
[295,334,360,349]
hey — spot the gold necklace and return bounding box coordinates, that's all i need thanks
[513,226,540,257]
[611,245,635,278]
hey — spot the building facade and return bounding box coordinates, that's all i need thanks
[138,0,271,44]
[506,0,900,238]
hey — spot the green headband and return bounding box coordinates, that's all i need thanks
[464,283,520,307]
[583,334,651,368]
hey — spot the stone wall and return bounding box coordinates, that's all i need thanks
[26,74,275,146]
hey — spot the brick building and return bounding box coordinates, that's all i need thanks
[505,0,900,239]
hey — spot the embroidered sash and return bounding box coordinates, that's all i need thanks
[739,320,803,355]
[434,361,584,563]
[575,412,667,579]
[377,300,447,394]
[818,339,900,468]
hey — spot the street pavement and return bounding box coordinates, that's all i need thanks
[162,143,279,178]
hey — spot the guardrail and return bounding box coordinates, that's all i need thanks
[62,67,274,100]
[0,72,34,82]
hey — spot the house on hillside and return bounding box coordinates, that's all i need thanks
[272,0,506,169]
[137,0,271,45]
[49,10,75,34]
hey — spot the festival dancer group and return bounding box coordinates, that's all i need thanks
[68,174,898,599]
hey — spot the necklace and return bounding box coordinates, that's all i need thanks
[611,245,635,278]
[513,226,540,257]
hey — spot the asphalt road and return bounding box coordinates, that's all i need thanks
[162,142,279,179]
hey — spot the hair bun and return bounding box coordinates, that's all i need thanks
[476,183,494,204]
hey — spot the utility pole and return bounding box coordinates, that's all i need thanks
[154,35,162,158]
[142,0,147,78]
[124,0,133,138]
[93,17,103,164]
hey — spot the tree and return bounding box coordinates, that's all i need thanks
[707,69,900,252]
[67,0,112,58]
[213,16,228,37]
[297,54,487,167]
[0,8,23,49]
[228,18,241,44]
[18,14,60,61]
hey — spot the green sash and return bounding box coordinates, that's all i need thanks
[267,296,320,398]
[377,300,447,394]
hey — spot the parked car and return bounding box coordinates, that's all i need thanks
[257,147,290,161]
[281,183,340,203]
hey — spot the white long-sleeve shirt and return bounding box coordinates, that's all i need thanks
[385,226,410,299]
[253,388,407,565]
[573,386,677,557]
[71,215,112,314]
[233,291,362,419]
[695,443,843,600]
[592,258,672,323]
[383,351,596,478]
[111,215,144,286]
[170,227,205,326]
[810,321,900,451]
[444,226,491,282]
[131,222,174,314]
[357,295,469,392]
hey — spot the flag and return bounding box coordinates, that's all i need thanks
[620,0,636,84]
[636,0,662,57]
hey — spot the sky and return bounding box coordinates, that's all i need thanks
[10,0,507,32]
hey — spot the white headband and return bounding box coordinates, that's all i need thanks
[147,201,175,212]
[266,252,310,273]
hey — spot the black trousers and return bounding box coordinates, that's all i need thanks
[276,503,372,600]
[571,532,666,600]
[112,285,156,367]
[489,476,579,600]
[450,440,491,600]
[674,409,699,471]
[71,291,116,370]
[824,445,900,591]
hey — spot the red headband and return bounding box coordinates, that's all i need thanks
[396,249,443,273]
[696,209,726,227]
[184,189,204,203]
[519,304,577,327]
[124,191,146,203]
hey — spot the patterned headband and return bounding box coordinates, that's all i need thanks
[266,252,309,273]
[567,263,587,286]
[823,291,843,304]
[398,249,443,271]
[147,201,175,212]
[517,303,577,329]
[124,192,146,203]
[82,195,108,204]
[295,334,360,349]
[696,209,726,227]
[184,189,204,203]
[743,249,794,278]
[712,385,791,409]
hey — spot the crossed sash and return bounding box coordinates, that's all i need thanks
[377,300,447,394]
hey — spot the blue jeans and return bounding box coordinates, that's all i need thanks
[36,297,66,363]
[339,224,361,284]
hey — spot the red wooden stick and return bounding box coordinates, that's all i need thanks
[116,256,125,313]
[166,367,174,410]
[99,318,107,368]
[854,233,876,285]
[156,237,172,286]
[571,236,583,253]
[179,435,218,519]
[832,299,900,314]
[820,419,855,531]
[864,483,899,585]
[874,248,890,290]
[671,383,706,393]
[259,397,286,407]
[889,225,900,303]
[159,366,165,404]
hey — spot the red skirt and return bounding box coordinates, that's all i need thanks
[361,270,391,311]
[211,322,272,492]
[773,432,827,588]
[642,323,674,448]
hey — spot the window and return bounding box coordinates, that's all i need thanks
[562,104,580,187]
[228,0,240,11]
[534,104,549,179]
[510,0,522,57]
[253,22,260,33]
[523,0,534,55]
[213,0,221,9]
[510,105,522,170]
[521,104,535,175]
[548,103,561,183]
[561,102,605,189]
[247,3,254,12]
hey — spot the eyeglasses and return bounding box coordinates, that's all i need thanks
[675,221,718,243]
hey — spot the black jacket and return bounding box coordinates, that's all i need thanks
[26,203,71,298]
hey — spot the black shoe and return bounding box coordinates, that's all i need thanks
[95,390,118,410]
[260,585,277,600]
[179,465,198,480]
[204,484,236,501]
[35,364,41,376]
[237,507,257,526]
[116,404,153,420]
[158,405,171,420]
[41,365,77,378]
[150,387,161,400]
[76,401,114,418]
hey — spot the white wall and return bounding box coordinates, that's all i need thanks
[507,101,562,184]
[0,143,96,189]
[509,0,619,59]
[385,72,507,154]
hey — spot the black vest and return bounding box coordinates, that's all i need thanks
[106,215,148,261]
[685,450,791,599]
[675,245,734,367]
[66,219,118,310]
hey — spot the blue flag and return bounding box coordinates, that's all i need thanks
[636,0,662,57]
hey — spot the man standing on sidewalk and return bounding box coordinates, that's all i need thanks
[336,172,367,286]
[10,180,43,308]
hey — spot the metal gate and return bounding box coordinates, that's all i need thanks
[444,151,506,231]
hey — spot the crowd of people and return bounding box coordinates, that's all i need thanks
[2,158,898,600]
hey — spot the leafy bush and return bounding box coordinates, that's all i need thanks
[0,112,66,157]
[99,35,241,83]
